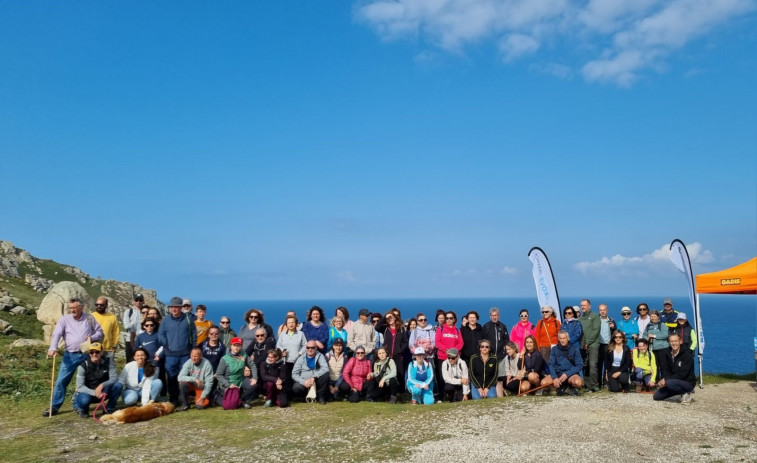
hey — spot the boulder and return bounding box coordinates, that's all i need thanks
[0,318,10,333]
[36,281,94,326]
[0,295,14,311]
[10,338,48,348]
[10,306,31,315]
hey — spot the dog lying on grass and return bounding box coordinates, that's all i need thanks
[100,402,175,424]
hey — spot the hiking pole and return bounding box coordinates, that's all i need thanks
[48,353,56,419]
[516,382,552,397]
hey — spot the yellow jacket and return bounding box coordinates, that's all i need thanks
[92,312,120,352]
[632,349,656,378]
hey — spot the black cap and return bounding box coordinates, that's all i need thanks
[134,293,144,301]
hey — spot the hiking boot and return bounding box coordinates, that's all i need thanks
[41,408,59,417]
[388,396,397,404]
[243,402,252,409]
[178,403,190,412]
[318,399,327,405]
[74,408,89,419]
[680,393,692,405]
[264,400,273,408]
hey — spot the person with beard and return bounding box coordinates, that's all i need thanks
[92,297,120,361]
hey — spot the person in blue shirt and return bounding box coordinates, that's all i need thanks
[616,307,639,348]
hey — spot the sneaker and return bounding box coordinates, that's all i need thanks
[411,399,418,405]
[41,408,59,417]
[74,408,89,419]
[264,400,273,408]
[178,403,190,412]
[435,400,443,404]
[195,404,206,410]
[680,393,692,405]
[318,399,327,405]
[243,402,252,409]
[388,396,397,404]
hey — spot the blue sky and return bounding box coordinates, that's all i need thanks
[2,1,755,300]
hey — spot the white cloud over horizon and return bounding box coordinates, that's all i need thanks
[573,242,715,278]
[355,0,755,86]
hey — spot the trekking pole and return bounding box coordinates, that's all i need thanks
[48,353,56,419]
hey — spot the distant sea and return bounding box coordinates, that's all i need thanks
[197,295,756,374]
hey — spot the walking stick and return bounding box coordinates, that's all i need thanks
[48,353,56,419]
[516,382,552,397]
[518,355,525,395]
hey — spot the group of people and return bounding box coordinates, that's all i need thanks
[42,295,698,418]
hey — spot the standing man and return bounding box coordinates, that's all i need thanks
[194,304,213,345]
[43,298,103,417]
[597,304,615,389]
[92,297,120,361]
[292,341,330,405]
[158,296,197,405]
[579,299,600,392]
[660,297,679,330]
[182,298,195,319]
[482,307,509,363]
[123,293,144,362]
[347,309,377,357]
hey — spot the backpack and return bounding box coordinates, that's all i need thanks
[221,387,241,410]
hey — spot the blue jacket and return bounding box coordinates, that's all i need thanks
[301,322,329,353]
[562,319,583,348]
[158,313,197,357]
[616,318,639,348]
[548,342,583,379]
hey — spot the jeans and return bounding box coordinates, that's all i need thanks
[653,379,694,401]
[74,382,123,413]
[51,351,87,411]
[470,384,498,399]
[633,368,652,386]
[121,380,164,406]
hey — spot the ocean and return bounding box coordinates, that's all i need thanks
[197,295,756,374]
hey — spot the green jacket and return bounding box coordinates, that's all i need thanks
[579,310,600,348]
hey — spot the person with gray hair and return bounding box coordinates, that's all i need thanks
[483,306,510,362]
[547,330,584,395]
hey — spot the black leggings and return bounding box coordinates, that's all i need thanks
[607,366,631,393]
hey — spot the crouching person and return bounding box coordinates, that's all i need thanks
[178,347,214,411]
[119,347,162,406]
[407,347,434,405]
[292,341,330,405]
[441,348,469,402]
[339,345,375,402]
[215,337,259,409]
[74,342,122,417]
[548,331,584,395]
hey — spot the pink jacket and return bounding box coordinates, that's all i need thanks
[435,325,464,360]
[342,356,372,391]
[510,321,536,351]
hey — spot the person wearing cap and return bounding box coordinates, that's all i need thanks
[123,293,145,362]
[643,310,670,381]
[578,299,601,393]
[407,347,435,404]
[326,337,348,400]
[673,313,697,351]
[632,338,657,392]
[440,347,469,401]
[218,316,237,346]
[340,345,376,403]
[92,297,120,361]
[347,308,377,357]
[177,347,214,410]
[292,340,330,404]
[194,305,213,346]
[43,298,104,417]
[181,298,194,316]
[660,297,679,330]
[654,332,695,404]
[158,296,197,405]
[547,331,584,395]
[616,306,639,348]
[215,337,259,409]
[73,342,123,418]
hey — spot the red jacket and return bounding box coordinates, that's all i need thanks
[435,324,464,360]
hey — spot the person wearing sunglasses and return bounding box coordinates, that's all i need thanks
[507,308,532,352]
[135,317,165,398]
[434,311,463,402]
[73,342,123,418]
[246,327,275,372]
[340,345,375,403]
[200,326,226,375]
[292,341,330,405]
[604,331,632,393]
[616,307,639,348]
[535,306,561,363]
[123,293,145,362]
[469,340,499,399]
[92,297,120,361]
[561,306,583,349]
[218,316,237,346]
[239,308,266,351]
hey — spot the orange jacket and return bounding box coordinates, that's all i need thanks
[535,318,561,349]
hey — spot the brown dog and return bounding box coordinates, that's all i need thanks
[100,401,175,424]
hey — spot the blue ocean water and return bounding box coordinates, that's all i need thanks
[197,295,756,374]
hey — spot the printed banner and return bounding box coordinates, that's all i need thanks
[670,239,705,354]
[528,247,562,322]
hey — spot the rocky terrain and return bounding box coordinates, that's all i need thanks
[0,240,163,342]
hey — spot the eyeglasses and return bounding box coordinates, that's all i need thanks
[249,316,258,320]
[639,308,648,311]
[520,314,528,318]
[622,313,631,316]
[445,317,454,320]
[306,346,317,350]
[355,351,365,355]
[220,321,229,324]
[480,345,491,349]
[144,324,155,328]
[418,318,426,322]
[541,311,550,314]
[255,334,266,338]
[95,304,107,308]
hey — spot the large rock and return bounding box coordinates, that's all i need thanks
[10,306,31,315]
[0,318,10,333]
[10,338,48,348]
[36,281,94,326]
[0,295,14,311]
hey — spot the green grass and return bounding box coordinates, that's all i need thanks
[702,372,756,384]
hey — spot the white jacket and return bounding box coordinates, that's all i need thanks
[118,361,159,405]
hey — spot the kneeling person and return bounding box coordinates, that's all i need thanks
[292,341,330,404]
[178,347,214,410]
[74,342,122,417]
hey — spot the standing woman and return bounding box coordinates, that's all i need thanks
[510,309,535,351]
[562,307,583,349]
[136,317,165,397]
[469,339,499,399]
[535,306,561,362]
[277,311,297,337]
[380,311,408,390]
[301,306,329,354]
[460,311,484,364]
[521,335,547,394]
[327,316,348,352]
[643,310,670,380]
[435,311,464,402]
[239,309,265,351]
[276,315,306,397]
[604,331,633,393]
[334,306,353,331]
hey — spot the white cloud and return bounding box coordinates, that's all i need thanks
[501,265,519,274]
[531,62,573,78]
[355,0,755,86]
[337,270,357,282]
[574,242,715,277]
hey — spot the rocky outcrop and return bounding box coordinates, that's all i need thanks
[37,282,94,326]
[25,274,54,292]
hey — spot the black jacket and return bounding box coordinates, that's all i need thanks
[482,321,510,359]
[659,347,696,385]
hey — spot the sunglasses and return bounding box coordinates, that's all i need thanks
[614,336,624,339]
[144,324,155,328]
[445,317,454,320]
[639,308,648,311]
[355,352,366,355]
[220,321,229,324]
[182,304,191,308]
[255,334,266,338]
[306,346,317,350]
[249,316,258,319]
[541,311,550,314]
[95,304,107,308]
[417,318,426,322]
[89,351,102,355]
